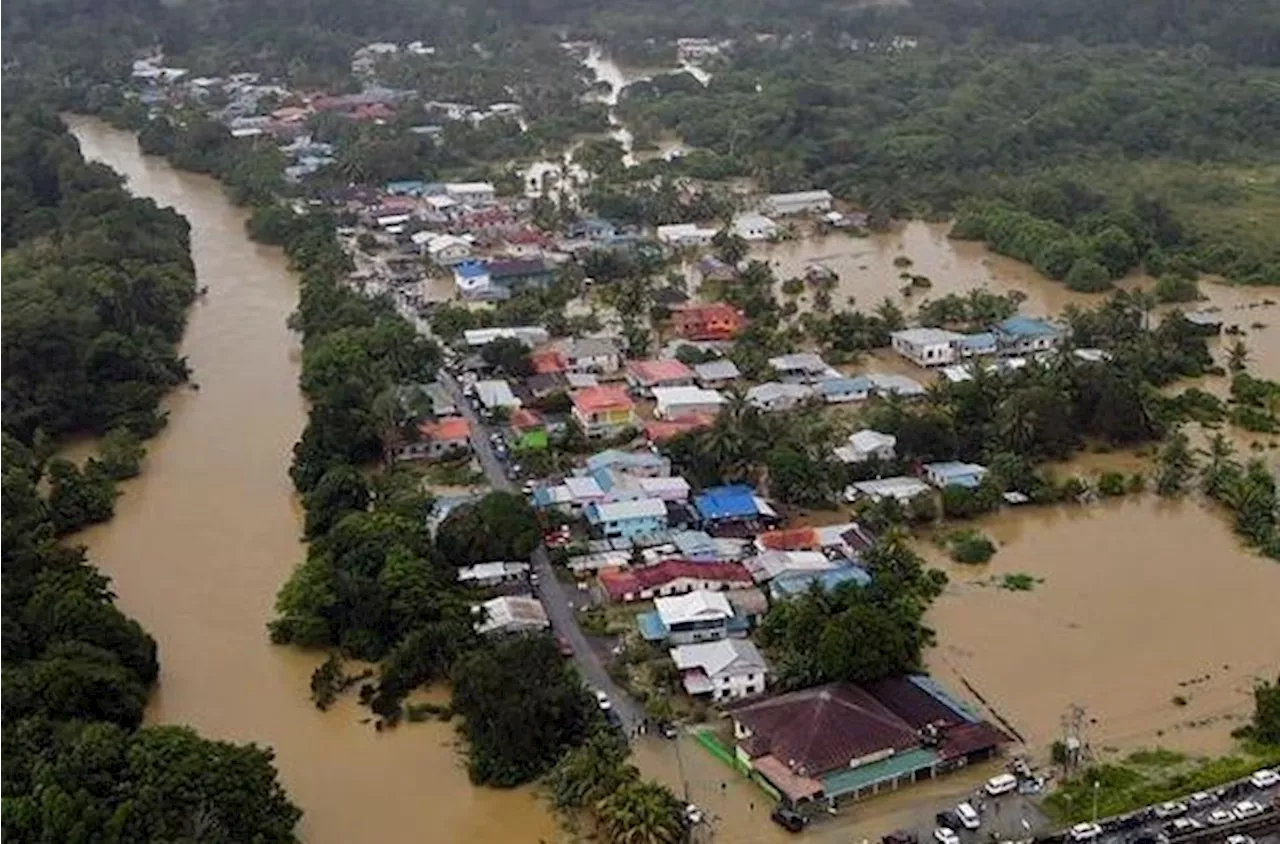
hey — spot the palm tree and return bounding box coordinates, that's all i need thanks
[1199,432,1240,499]
[1228,339,1250,374]
[595,780,685,844]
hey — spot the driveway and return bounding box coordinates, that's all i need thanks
[437,372,644,734]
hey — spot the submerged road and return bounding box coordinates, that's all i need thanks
[437,372,644,734]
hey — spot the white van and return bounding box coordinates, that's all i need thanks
[955,802,981,830]
[985,773,1018,796]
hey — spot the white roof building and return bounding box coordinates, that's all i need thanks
[744,550,839,583]
[474,379,522,409]
[866,373,927,397]
[474,595,549,635]
[846,476,932,504]
[834,429,898,464]
[732,213,779,241]
[654,589,734,627]
[670,638,768,700]
[651,386,727,419]
[463,326,549,347]
[764,190,833,215]
[589,497,669,522]
[456,561,531,584]
[657,223,717,246]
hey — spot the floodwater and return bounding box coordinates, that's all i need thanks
[63,117,558,844]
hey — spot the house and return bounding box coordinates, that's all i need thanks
[586,449,671,477]
[464,327,551,349]
[697,256,738,283]
[562,337,622,376]
[756,527,821,552]
[671,529,727,561]
[509,408,549,450]
[474,379,522,413]
[834,429,897,464]
[993,316,1064,355]
[599,559,755,602]
[728,678,1008,807]
[770,564,872,601]
[474,595,549,635]
[846,476,932,504]
[566,217,619,240]
[657,223,716,247]
[671,302,747,342]
[416,233,472,265]
[956,332,998,358]
[769,353,838,383]
[385,179,427,196]
[424,381,459,417]
[891,328,965,368]
[454,260,495,299]
[444,181,496,205]
[627,359,696,395]
[727,587,769,628]
[488,258,556,293]
[586,497,669,540]
[744,550,840,584]
[652,589,735,644]
[764,190,834,216]
[695,485,781,535]
[457,561,531,588]
[572,385,636,437]
[672,639,769,701]
[866,373,927,398]
[653,386,727,419]
[644,413,717,443]
[392,417,472,461]
[733,213,779,241]
[923,461,988,490]
[693,359,741,388]
[1183,311,1224,334]
[747,382,814,412]
[815,376,871,404]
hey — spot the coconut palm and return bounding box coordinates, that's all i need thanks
[1199,432,1240,499]
[595,780,686,844]
[1228,339,1250,374]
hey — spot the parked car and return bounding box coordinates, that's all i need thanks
[955,802,981,830]
[1188,791,1215,809]
[986,773,1019,796]
[1206,808,1235,826]
[882,831,918,844]
[934,828,961,844]
[556,634,573,657]
[771,806,809,832]
[1154,801,1187,819]
[1069,822,1103,842]
[594,690,612,711]
[1232,800,1265,820]
[658,722,679,739]
[1166,817,1202,835]
[1225,835,1256,844]
[1249,768,1279,789]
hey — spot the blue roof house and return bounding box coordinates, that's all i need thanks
[956,332,998,358]
[586,498,669,540]
[815,376,872,404]
[585,449,670,477]
[770,563,872,601]
[922,461,989,490]
[694,485,780,533]
[385,179,428,196]
[993,316,1063,356]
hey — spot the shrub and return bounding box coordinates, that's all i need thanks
[949,530,997,563]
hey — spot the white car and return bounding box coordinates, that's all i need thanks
[985,773,1019,796]
[1249,768,1280,789]
[1206,808,1235,826]
[1069,822,1102,842]
[934,827,961,844]
[955,802,981,830]
[1154,801,1187,818]
[593,690,612,710]
[684,804,704,825]
[1167,817,1202,834]
[1232,799,1264,820]
[1226,835,1256,844]
[1188,791,1215,808]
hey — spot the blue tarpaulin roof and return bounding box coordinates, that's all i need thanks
[695,484,759,521]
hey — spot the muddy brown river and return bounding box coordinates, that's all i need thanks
[63,114,1280,844]
[65,117,557,844]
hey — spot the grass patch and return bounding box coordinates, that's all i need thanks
[1044,743,1280,823]
[999,572,1041,591]
[419,457,484,487]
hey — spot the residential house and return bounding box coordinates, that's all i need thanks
[764,190,834,216]
[488,258,556,294]
[444,181,496,205]
[627,359,696,395]
[566,217,619,240]
[657,223,716,247]
[653,386,727,419]
[770,564,872,601]
[651,589,735,645]
[732,213,779,241]
[416,232,473,265]
[474,595,549,635]
[697,256,738,283]
[424,381,459,417]
[727,587,769,629]
[890,328,965,368]
[385,179,427,196]
[845,476,932,504]
[586,449,671,477]
[1184,311,1224,334]
[526,372,569,399]
[599,559,755,602]
[572,385,637,437]
[834,430,897,464]
[586,498,669,540]
[693,359,741,389]
[756,527,822,553]
[993,316,1064,355]
[464,327,551,348]
[562,337,622,376]
[744,550,840,584]
[865,373,926,398]
[644,413,716,443]
[695,485,781,535]
[956,332,998,358]
[922,461,988,490]
[672,639,769,701]
[815,376,871,404]
[671,302,747,342]
[728,678,1008,807]
[457,561,531,588]
[769,353,838,383]
[392,417,472,461]
[747,382,814,412]
[473,379,522,413]
[454,260,496,299]
[671,529,728,561]
[509,408,549,451]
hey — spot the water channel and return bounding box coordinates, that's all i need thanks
[62,114,1280,844]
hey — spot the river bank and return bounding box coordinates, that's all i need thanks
[65,116,560,844]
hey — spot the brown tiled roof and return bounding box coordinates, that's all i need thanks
[863,676,965,730]
[730,683,919,778]
[936,721,1010,760]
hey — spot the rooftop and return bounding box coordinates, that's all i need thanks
[892,327,966,345]
[587,497,668,523]
[420,417,472,441]
[585,449,669,473]
[654,589,734,626]
[695,484,761,522]
[995,315,1060,337]
[572,384,634,413]
[693,359,741,381]
[629,358,695,384]
[599,560,753,600]
[475,595,548,634]
[671,638,767,677]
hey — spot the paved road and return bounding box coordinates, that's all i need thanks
[437,372,644,734]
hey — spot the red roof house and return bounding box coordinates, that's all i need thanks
[671,302,747,342]
[626,358,695,393]
[599,559,753,602]
[643,413,716,443]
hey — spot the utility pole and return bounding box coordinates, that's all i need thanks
[1092,780,1100,823]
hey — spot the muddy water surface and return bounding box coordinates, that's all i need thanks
[64,117,558,844]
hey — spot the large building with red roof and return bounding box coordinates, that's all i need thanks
[599,559,754,602]
[671,302,748,342]
[728,677,1008,807]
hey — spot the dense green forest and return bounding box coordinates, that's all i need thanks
[1,112,301,841]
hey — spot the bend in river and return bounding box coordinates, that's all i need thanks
[65,116,556,844]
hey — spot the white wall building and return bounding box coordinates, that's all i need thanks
[652,386,727,419]
[764,190,833,216]
[890,327,966,368]
[732,213,779,241]
[834,429,898,464]
[474,596,549,635]
[657,223,717,247]
[671,639,768,701]
[444,181,497,205]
